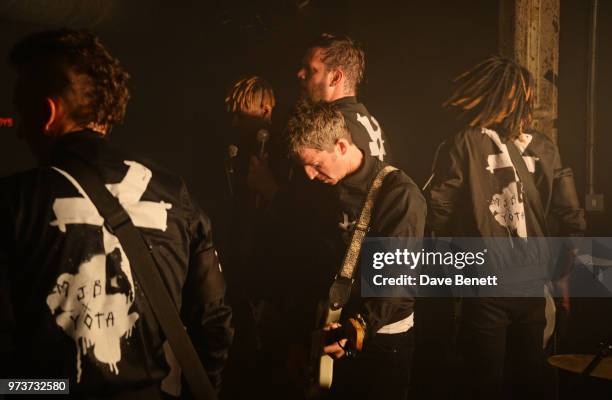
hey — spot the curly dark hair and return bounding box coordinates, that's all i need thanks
[308,33,365,93]
[9,29,130,129]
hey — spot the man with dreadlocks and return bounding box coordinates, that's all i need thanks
[427,55,585,398]
[0,29,233,397]
[225,76,275,140]
[221,75,282,293]
[223,76,279,206]
[220,75,295,398]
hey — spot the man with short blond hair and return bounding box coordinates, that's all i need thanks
[297,34,391,162]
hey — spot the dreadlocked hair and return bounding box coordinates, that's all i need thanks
[443,55,534,141]
[225,76,275,114]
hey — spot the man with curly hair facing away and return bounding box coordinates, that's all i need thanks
[0,29,233,398]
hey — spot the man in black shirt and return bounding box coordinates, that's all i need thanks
[297,33,391,163]
[287,101,426,399]
[220,76,288,398]
[221,76,278,291]
[428,55,586,399]
[248,34,392,200]
[0,29,233,398]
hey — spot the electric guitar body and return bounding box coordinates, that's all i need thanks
[307,301,366,397]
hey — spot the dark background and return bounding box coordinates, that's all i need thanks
[1,1,612,396]
[2,0,609,234]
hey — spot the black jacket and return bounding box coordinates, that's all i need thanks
[427,127,586,290]
[267,154,426,340]
[332,96,392,163]
[0,130,233,396]
[332,154,425,337]
[428,127,585,238]
[256,97,401,341]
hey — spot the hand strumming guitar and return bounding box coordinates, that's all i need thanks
[322,323,348,359]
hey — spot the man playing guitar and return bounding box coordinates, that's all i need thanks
[286,101,426,400]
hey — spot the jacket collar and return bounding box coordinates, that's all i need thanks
[48,129,107,165]
[337,150,378,192]
[330,96,358,107]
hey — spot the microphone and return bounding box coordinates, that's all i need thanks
[226,144,238,197]
[254,129,270,209]
[256,129,270,159]
[227,144,238,174]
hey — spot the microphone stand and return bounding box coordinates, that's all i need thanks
[254,129,269,209]
[226,145,238,198]
[581,336,612,377]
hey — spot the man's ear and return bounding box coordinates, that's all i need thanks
[330,69,343,88]
[335,138,350,155]
[261,103,273,121]
[43,97,60,136]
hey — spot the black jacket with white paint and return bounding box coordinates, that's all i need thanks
[427,127,586,289]
[0,130,233,396]
[428,127,585,237]
[332,96,392,163]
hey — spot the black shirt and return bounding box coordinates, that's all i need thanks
[330,153,425,336]
[428,127,586,238]
[427,127,586,292]
[332,96,392,163]
[0,130,233,395]
[268,153,426,339]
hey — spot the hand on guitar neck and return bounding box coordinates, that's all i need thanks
[319,317,366,360]
[322,323,349,359]
[306,315,366,393]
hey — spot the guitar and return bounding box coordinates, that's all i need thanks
[307,306,366,395]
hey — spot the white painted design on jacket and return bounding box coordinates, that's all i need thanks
[46,161,172,382]
[489,182,525,236]
[482,128,538,238]
[483,129,537,175]
[338,212,356,232]
[46,254,139,381]
[356,113,386,161]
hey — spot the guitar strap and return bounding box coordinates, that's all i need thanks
[327,165,398,314]
[506,140,548,235]
[54,153,217,400]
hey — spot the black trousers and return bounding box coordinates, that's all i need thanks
[460,297,547,399]
[326,329,414,400]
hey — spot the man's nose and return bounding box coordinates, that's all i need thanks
[304,165,317,180]
[297,68,305,81]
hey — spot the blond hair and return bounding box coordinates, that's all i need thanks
[225,76,275,114]
[287,100,351,154]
